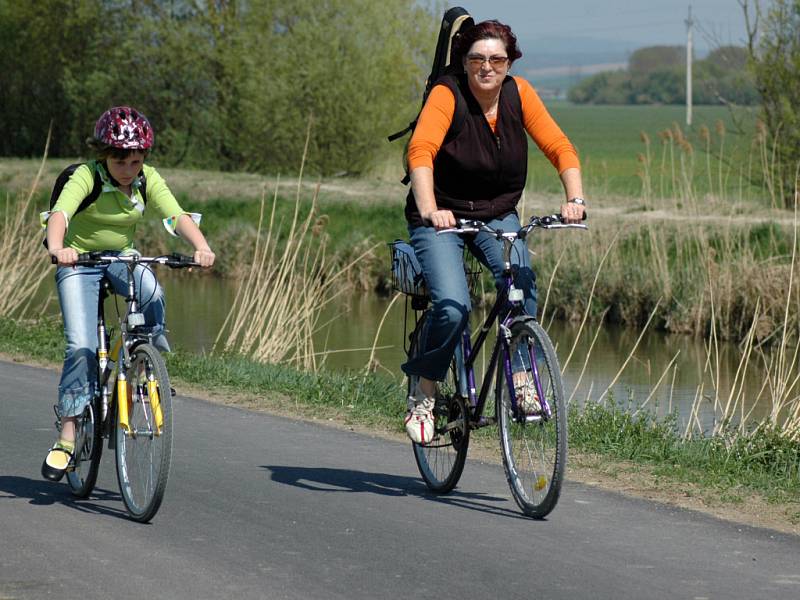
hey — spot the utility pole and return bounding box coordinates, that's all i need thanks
[685,5,693,127]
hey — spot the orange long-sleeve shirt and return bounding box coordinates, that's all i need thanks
[407,76,580,174]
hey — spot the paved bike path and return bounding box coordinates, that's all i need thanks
[1,359,798,600]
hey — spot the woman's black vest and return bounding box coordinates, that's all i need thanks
[405,74,527,227]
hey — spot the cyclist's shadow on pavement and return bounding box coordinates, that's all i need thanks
[0,475,128,520]
[261,465,528,520]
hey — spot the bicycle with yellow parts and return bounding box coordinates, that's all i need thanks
[53,251,199,522]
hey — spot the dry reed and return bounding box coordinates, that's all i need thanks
[672,192,800,442]
[0,132,52,318]
[213,123,372,371]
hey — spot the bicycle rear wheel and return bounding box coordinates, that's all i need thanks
[115,343,173,522]
[409,323,470,493]
[496,320,566,518]
[66,397,102,498]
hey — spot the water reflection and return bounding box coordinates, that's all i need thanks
[39,272,772,433]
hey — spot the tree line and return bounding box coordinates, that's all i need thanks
[743,0,800,207]
[0,0,434,175]
[567,45,758,106]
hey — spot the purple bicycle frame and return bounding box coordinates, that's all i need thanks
[457,271,552,426]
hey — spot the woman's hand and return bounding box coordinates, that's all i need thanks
[193,247,215,268]
[50,247,78,266]
[560,202,585,224]
[423,209,457,230]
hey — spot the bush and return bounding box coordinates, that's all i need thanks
[744,0,800,207]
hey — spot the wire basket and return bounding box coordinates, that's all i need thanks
[389,240,427,297]
[388,240,482,299]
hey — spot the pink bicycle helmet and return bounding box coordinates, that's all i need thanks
[94,106,154,150]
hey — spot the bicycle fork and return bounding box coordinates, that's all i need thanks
[502,324,552,423]
[147,375,164,434]
[115,364,164,437]
[98,331,145,438]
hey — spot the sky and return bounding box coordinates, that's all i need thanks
[463,0,750,64]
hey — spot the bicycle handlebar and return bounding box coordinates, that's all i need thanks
[50,252,201,269]
[436,212,588,238]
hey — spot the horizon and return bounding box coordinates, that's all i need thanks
[466,0,749,55]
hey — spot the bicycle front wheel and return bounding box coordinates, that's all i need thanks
[409,324,470,493]
[496,320,566,518]
[67,397,103,498]
[115,343,173,522]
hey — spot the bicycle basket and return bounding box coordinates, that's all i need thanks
[389,240,427,297]
[388,240,483,299]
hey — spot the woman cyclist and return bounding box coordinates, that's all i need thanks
[402,20,586,443]
[41,106,215,481]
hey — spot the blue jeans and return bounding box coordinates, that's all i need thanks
[401,211,537,381]
[55,261,168,418]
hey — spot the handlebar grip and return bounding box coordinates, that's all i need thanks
[170,252,195,264]
[166,252,201,268]
[50,251,99,265]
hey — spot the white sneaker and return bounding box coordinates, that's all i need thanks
[515,381,541,414]
[405,394,435,444]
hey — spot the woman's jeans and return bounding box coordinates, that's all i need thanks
[401,212,537,382]
[55,261,168,418]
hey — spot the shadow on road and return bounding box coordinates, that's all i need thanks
[0,475,129,520]
[262,465,529,520]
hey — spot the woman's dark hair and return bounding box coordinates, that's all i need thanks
[86,137,150,161]
[453,20,522,65]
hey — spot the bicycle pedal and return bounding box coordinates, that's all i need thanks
[170,387,176,397]
[53,405,62,432]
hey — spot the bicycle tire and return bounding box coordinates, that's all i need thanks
[115,343,173,522]
[66,396,103,498]
[496,319,566,518]
[409,322,470,493]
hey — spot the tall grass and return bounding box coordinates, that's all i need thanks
[680,195,800,442]
[0,140,51,318]
[637,119,786,209]
[213,129,374,371]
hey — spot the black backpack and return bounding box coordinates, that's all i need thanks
[388,6,474,184]
[49,162,148,213]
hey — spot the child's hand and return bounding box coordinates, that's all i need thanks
[193,248,215,268]
[50,248,78,266]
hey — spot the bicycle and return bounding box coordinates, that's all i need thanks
[52,251,200,522]
[390,213,587,518]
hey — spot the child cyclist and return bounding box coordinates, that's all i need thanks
[41,106,215,482]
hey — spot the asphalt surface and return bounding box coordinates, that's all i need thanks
[1,359,799,600]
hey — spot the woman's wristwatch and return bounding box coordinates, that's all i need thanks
[568,197,586,206]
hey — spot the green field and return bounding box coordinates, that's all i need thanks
[527,102,758,198]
